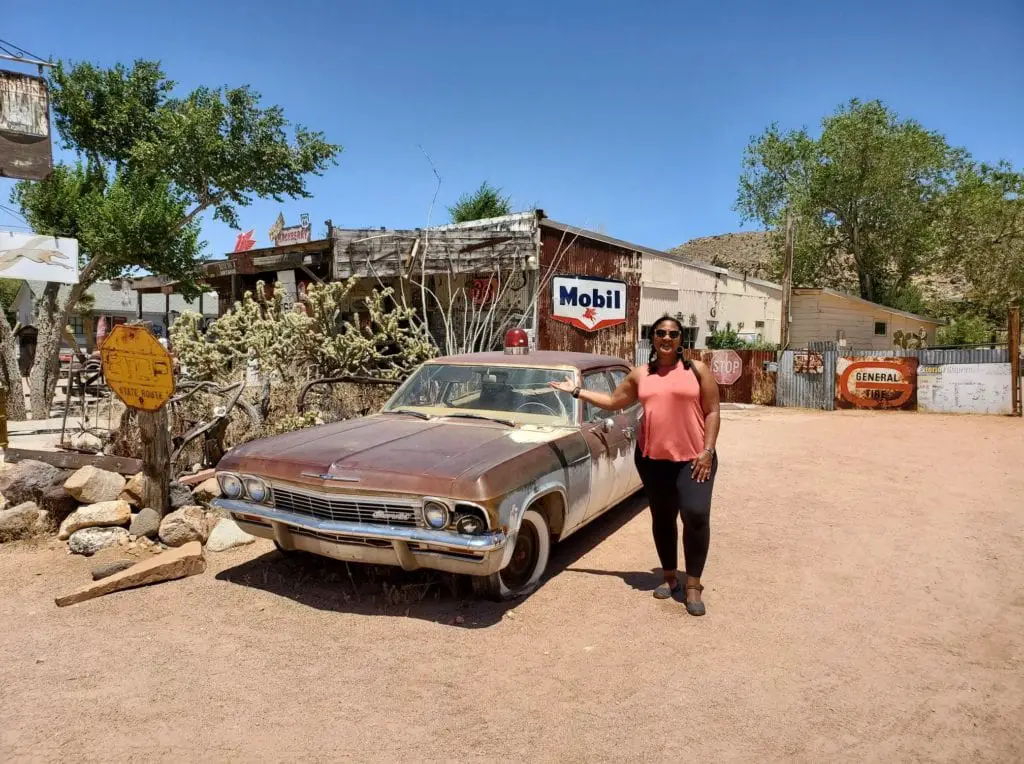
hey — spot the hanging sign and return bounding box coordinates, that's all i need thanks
[0,231,79,283]
[551,275,627,332]
[0,69,52,181]
[269,212,311,246]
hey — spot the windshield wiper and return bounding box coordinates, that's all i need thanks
[442,412,515,427]
[386,409,431,420]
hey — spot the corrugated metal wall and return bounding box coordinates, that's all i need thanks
[777,349,837,410]
[633,341,776,404]
[538,227,641,361]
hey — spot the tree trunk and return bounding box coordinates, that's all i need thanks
[0,303,27,421]
[28,281,88,420]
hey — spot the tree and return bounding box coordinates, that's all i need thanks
[706,323,747,349]
[936,315,991,346]
[5,60,340,419]
[736,99,964,308]
[940,161,1024,318]
[448,182,512,223]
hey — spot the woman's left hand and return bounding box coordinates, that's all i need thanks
[691,450,714,483]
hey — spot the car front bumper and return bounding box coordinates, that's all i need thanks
[212,498,508,576]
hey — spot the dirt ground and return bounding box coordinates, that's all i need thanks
[1,408,1022,763]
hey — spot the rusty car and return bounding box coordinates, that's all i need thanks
[212,329,642,599]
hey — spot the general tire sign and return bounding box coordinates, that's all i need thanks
[551,275,626,332]
[837,358,918,410]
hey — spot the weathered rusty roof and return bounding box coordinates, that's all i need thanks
[429,350,631,371]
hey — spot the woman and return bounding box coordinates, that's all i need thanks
[550,316,721,615]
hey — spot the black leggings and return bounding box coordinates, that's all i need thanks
[634,448,718,578]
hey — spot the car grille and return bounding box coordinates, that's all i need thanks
[272,486,421,527]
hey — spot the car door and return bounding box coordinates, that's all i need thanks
[580,369,633,521]
[607,367,643,498]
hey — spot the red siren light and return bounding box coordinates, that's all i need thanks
[504,327,529,354]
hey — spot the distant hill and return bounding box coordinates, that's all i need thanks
[670,231,776,280]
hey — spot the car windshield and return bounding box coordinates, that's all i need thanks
[383,364,577,426]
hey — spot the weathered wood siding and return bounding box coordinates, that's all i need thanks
[789,290,940,350]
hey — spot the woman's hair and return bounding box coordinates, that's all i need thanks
[647,315,692,374]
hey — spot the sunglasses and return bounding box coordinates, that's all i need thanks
[654,329,680,339]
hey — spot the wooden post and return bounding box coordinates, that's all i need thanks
[780,210,795,349]
[1010,306,1022,417]
[138,406,171,513]
[136,291,143,320]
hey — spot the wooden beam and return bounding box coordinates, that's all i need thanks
[3,448,143,475]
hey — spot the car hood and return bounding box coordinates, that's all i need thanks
[218,414,570,497]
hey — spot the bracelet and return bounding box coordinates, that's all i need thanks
[571,386,581,399]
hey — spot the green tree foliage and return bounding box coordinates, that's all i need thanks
[170,280,435,384]
[706,323,748,349]
[935,315,991,346]
[6,59,341,419]
[737,99,963,308]
[940,161,1024,317]
[448,182,512,223]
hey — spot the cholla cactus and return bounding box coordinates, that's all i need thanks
[170,280,436,384]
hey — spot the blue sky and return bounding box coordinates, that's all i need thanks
[2,0,1022,259]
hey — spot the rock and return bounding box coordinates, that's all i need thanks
[158,506,210,547]
[67,527,129,556]
[192,477,221,504]
[91,560,137,581]
[0,501,42,542]
[58,500,132,540]
[63,466,126,505]
[0,493,7,512]
[119,473,152,507]
[56,541,206,606]
[33,510,52,534]
[168,482,193,510]
[40,485,78,524]
[205,518,256,552]
[69,431,103,453]
[128,508,161,539]
[0,460,66,505]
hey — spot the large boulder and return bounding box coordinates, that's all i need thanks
[205,518,256,552]
[40,485,78,525]
[158,506,211,547]
[0,460,66,505]
[128,508,162,539]
[67,527,129,556]
[0,501,42,543]
[69,431,103,453]
[119,473,152,507]
[64,466,126,505]
[58,500,132,540]
[168,482,193,510]
[192,477,221,504]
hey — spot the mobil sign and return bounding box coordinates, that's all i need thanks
[551,275,627,332]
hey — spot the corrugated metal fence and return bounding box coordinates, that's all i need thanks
[777,349,837,410]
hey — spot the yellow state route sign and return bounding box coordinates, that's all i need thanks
[100,324,175,411]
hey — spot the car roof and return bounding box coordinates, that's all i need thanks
[427,350,633,372]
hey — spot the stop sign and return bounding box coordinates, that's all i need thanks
[710,350,743,386]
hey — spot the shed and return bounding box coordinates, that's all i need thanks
[788,288,942,350]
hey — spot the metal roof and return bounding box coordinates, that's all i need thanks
[23,280,218,316]
[793,288,942,325]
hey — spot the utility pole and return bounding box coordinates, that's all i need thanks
[780,210,795,349]
[1010,306,1021,417]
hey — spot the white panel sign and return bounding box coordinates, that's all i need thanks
[0,231,79,284]
[918,363,1012,415]
[551,275,627,332]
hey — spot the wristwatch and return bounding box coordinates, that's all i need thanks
[571,386,581,399]
[703,447,716,457]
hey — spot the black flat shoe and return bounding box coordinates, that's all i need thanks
[653,581,681,599]
[685,584,705,616]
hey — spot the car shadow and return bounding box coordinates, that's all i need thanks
[214,491,652,628]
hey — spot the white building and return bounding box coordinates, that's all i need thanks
[640,252,782,348]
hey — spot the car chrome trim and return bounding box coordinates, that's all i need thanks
[213,498,507,552]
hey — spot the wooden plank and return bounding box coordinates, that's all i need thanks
[3,448,143,475]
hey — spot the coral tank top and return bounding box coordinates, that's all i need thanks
[636,362,706,462]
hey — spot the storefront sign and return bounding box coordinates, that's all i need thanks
[837,357,918,410]
[710,350,743,386]
[233,230,256,253]
[0,69,52,180]
[0,231,79,283]
[918,363,1012,415]
[470,275,499,306]
[551,275,626,332]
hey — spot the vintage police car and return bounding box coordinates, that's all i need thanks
[212,329,642,599]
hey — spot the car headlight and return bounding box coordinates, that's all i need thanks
[423,500,450,529]
[456,513,486,535]
[243,476,271,505]
[218,473,243,500]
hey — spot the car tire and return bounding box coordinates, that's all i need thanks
[472,508,551,601]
